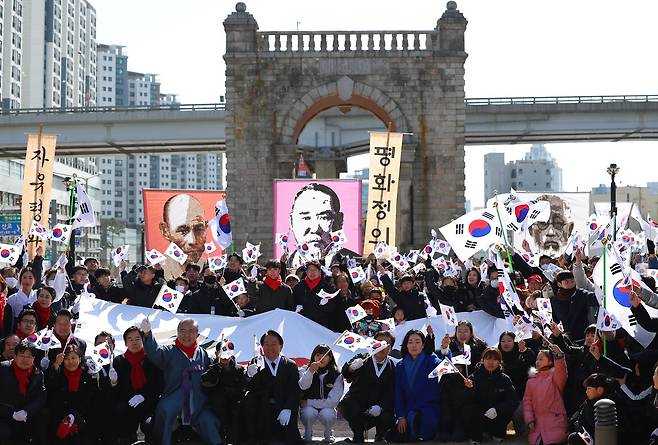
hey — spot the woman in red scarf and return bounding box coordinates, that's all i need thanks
[0,343,47,444]
[46,344,95,444]
[248,259,295,314]
[0,276,13,339]
[112,326,163,444]
[28,286,57,331]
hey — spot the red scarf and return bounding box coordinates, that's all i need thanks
[175,339,198,360]
[63,366,83,393]
[124,349,147,391]
[263,276,282,292]
[34,303,51,329]
[305,275,321,290]
[12,361,32,396]
[0,295,7,331]
[15,328,30,340]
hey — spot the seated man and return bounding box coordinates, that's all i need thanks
[339,331,396,443]
[241,330,303,445]
[141,317,221,445]
[0,342,47,444]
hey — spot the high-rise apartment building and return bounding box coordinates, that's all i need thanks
[96,43,224,228]
[1,0,97,109]
[484,144,563,202]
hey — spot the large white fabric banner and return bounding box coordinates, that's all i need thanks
[76,296,510,366]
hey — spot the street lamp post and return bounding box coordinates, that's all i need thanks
[606,163,620,240]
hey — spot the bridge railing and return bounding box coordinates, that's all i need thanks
[465,94,658,106]
[256,30,438,52]
[1,102,226,115]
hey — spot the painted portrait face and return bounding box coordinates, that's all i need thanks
[159,194,208,263]
[290,187,341,251]
[528,195,574,258]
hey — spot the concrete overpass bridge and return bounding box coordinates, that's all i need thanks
[0,94,657,158]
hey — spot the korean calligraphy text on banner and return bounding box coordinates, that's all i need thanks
[363,131,404,256]
[21,134,57,258]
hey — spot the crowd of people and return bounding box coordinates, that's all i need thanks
[0,238,658,445]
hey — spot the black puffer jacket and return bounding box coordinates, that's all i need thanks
[381,274,426,321]
[500,345,536,399]
[465,363,519,420]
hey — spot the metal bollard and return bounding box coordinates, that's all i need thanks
[594,398,617,445]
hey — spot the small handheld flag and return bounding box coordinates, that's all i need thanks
[440,304,458,327]
[318,289,339,306]
[50,224,72,244]
[29,221,51,240]
[222,278,247,300]
[348,266,366,284]
[209,199,233,249]
[451,343,471,366]
[165,242,188,265]
[345,304,368,324]
[335,330,366,352]
[428,357,457,380]
[204,241,218,255]
[153,285,184,313]
[242,242,261,264]
[373,241,389,259]
[111,245,129,267]
[145,249,166,265]
[208,254,227,272]
[330,229,347,247]
[596,307,622,332]
[91,342,112,366]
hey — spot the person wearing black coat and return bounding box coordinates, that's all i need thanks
[338,331,396,443]
[478,270,505,319]
[92,268,125,304]
[551,271,598,343]
[459,267,484,311]
[0,343,48,444]
[240,330,303,445]
[463,349,519,443]
[112,327,163,444]
[424,270,467,312]
[568,374,630,445]
[46,343,98,444]
[551,323,632,416]
[379,268,426,321]
[202,340,247,444]
[124,265,165,308]
[246,259,295,314]
[293,262,339,331]
[180,272,235,315]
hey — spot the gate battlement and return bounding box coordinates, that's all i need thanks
[256,30,437,53]
[224,2,468,256]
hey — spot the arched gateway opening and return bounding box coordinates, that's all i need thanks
[223,2,468,256]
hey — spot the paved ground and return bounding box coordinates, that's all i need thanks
[165,418,528,444]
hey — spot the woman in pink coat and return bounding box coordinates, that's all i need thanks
[523,344,568,445]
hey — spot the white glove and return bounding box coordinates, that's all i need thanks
[71,299,81,314]
[145,416,152,425]
[277,409,291,426]
[349,358,364,371]
[108,367,118,385]
[295,305,303,313]
[366,405,382,417]
[246,363,259,378]
[139,317,151,334]
[40,356,50,370]
[128,394,145,408]
[484,407,497,419]
[237,309,245,318]
[12,410,27,422]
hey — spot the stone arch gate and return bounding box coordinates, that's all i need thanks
[223,2,467,257]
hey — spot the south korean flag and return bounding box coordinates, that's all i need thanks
[592,245,658,347]
[439,208,504,262]
[501,192,551,234]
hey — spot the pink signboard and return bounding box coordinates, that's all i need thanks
[273,179,362,260]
